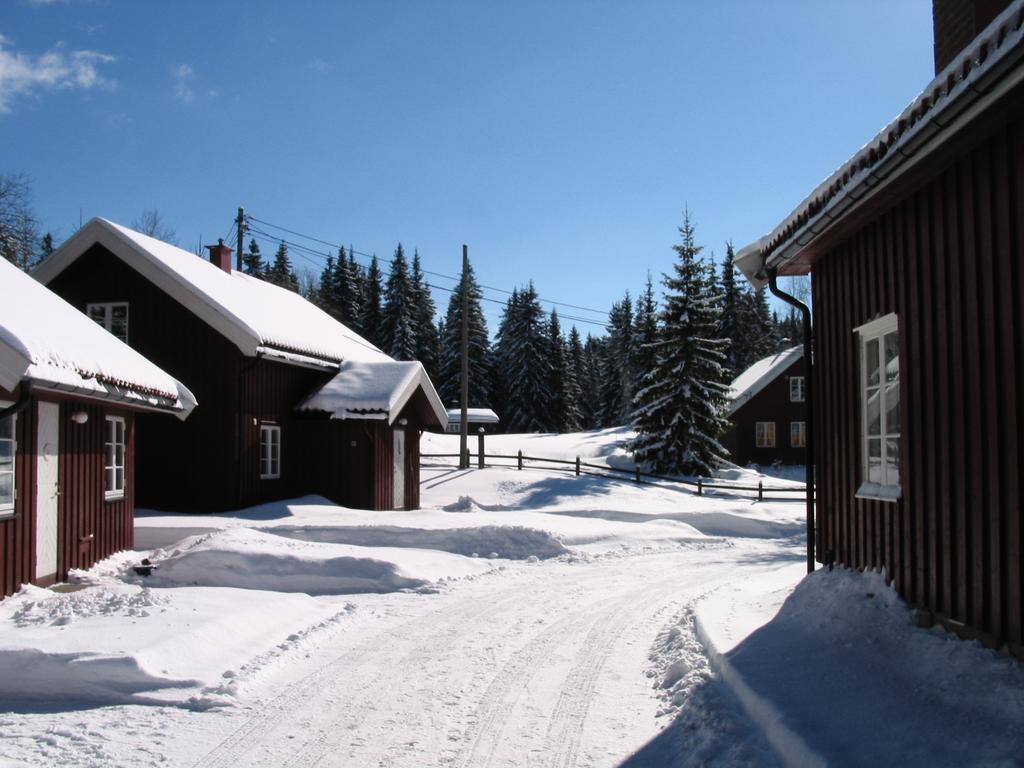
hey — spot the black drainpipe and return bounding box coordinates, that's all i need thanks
[766,267,816,574]
[0,382,32,421]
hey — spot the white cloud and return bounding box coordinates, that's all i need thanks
[172,63,194,103]
[309,58,333,74]
[0,34,115,113]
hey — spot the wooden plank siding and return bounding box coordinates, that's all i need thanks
[723,356,808,468]
[0,395,37,597]
[812,115,1024,652]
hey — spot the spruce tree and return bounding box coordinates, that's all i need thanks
[579,334,605,429]
[318,254,338,313]
[242,238,265,277]
[335,247,363,332]
[360,256,386,349]
[599,293,634,426]
[631,210,731,475]
[382,244,417,360]
[438,259,491,409]
[493,283,551,433]
[561,324,584,432]
[546,310,566,431]
[632,274,659,405]
[38,232,54,262]
[410,249,440,379]
[267,241,299,292]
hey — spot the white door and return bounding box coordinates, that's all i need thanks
[35,402,59,581]
[393,429,405,510]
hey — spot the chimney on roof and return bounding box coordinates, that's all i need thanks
[932,0,1010,73]
[205,239,233,273]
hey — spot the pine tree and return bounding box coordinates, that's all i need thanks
[579,334,605,429]
[410,249,440,378]
[599,293,635,427]
[632,274,659,413]
[242,238,265,277]
[438,258,491,409]
[317,254,338,313]
[561,325,584,432]
[335,247,363,332]
[267,241,299,292]
[719,242,744,376]
[360,256,385,348]
[493,283,551,433]
[382,244,417,359]
[546,310,566,431]
[38,232,54,262]
[631,210,731,475]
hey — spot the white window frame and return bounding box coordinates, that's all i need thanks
[755,421,776,448]
[260,423,281,480]
[104,415,126,501]
[791,421,806,448]
[87,302,129,344]
[0,410,16,517]
[790,376,805,402]
[855,313,901,501]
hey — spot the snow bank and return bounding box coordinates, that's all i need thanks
[149,527,497,594]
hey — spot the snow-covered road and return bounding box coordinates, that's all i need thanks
[181,547,787,768]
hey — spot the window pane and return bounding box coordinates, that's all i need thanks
[867,438,882,484]
[885,439,900,487]
[0,473,12,504]
[866,387,881,436]
[0,441,12,464]
[115,443,125,469]
[885,382,900,435]
[0,416,12,440]
[106,467,115,492]
[884,332,899,382]
[115,468,124,491]
[866,338,880,387]
[88,305,107,325]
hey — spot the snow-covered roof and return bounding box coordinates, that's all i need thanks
[445,408,500,425]
[736,0,1024,288]
[0,257,196,418]
[297,360,447,427]
[727,347,802,417]
[34,218,390,367]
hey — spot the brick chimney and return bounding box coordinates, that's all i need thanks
[932,0,1011,73]
[205,238,233,273]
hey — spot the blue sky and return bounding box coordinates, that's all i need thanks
[1,0,933,334]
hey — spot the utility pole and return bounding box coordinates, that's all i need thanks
[459,244,470,469]
[235,207,245,272]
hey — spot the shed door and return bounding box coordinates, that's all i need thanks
[35,402,59,581]
[393,429,405,510]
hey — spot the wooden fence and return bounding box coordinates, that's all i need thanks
[421,450,807,503]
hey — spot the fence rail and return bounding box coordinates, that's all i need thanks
[422,450,808,503]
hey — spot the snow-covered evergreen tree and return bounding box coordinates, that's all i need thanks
[360,256,385,349]
[493,283,551,433]
[438,258,491,409]
[242,238,265,277]
[317,254,338,313]
[579,334,605,429]
[560,324,584,432]
[382,244,417,360]
[410,249,440,379]
[599,293,634,426]
[546,310,566,431]
[267,241,299,292]
[632,274,659,414]
[631,210,730,475]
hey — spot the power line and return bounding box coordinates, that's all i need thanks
[246,214,609,317]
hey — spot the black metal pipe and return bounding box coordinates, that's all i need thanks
[0,382,32,421]
[767,269,816,574]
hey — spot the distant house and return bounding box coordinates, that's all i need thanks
[0,257,195,596]
[35,218,446,513]
[444,408,500,434]
[736,0,1024,654]
[722,347,806,468]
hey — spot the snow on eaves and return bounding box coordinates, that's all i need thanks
[736,0,1024,285]
[445,408,499,425]
[34,218,391,366]
[297,360,447,426]
[727,346,802,417]
[0,257,196,417]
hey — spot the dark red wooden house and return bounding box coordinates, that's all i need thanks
[35,218,446,514]
[736,0,1024,655]
[1,256,195,597]
[722,347,807,468]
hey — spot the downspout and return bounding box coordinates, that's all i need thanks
[0,382,32,421]
[766,267,816,574]
[237,354,262,508]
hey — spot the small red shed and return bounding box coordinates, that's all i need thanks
[0,257,195,597]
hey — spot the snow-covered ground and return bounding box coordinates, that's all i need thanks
[1,430,1021,767]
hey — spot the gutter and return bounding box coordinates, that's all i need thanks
[767,269,815,574]
[0,382,32,421]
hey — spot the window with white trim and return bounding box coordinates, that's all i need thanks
[790,376,805,402]
[104,416,126,500]
[0,413,16,516]
[260,423,281,479]
[755,421,776,448]
[791,421,806,448]
[87,302,129,343]
[857,314,901,499]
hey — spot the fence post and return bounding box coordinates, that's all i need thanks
[518,449,523,470]
[758,480,763,502]
[635,466,641,484]
[697,478,703,496]
[477,429,485,469]
[575,456,580,477]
